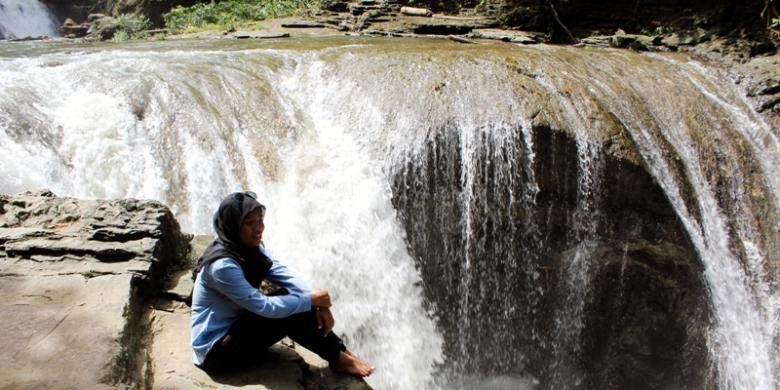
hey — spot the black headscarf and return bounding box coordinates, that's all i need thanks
[193,192,273,288]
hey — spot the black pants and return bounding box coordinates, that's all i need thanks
[199,309,346,373]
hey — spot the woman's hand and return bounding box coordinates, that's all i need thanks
[316,307,335,336]
[310,288,331,308]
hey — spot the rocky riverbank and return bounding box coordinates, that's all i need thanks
[169,16,780,122]
[0,191,370,389]
[33,0,780,119]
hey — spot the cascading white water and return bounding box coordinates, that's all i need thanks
[0,0,59,39]
[0,43,444,389]
[262,54,445,389]
[562,51,780,389]
[535,72,608,387]
[0,39,777,389]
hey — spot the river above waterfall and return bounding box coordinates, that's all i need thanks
[0,37,777,389]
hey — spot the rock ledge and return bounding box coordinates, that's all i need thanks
[0,191,370,389]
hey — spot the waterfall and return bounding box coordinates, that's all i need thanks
[0,39,777,390]
[0,0,59,39]
[571,52,779,389]
[0,42,444,389]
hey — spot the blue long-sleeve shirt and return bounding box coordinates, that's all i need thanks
[191,247,312,365]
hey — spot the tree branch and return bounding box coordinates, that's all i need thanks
[762,0,778,22]
[547,0,578,43]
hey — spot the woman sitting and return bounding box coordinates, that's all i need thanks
[191,191,374,377]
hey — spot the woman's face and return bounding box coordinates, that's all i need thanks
[240,208,265,247]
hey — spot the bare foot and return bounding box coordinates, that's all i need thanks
[331,350,375,377]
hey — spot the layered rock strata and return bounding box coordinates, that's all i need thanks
[0,190,189,388]
[0,191,370,389]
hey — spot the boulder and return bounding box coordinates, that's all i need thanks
[60,26,88,38]
[610,30,660,49]
[0,190,189,388]
[661,32,698,49]
[59,17,89,38]
[0,192,370,389]
[87,16,120,40]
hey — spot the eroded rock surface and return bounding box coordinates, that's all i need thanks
[0,192,370,389]
[0,190,189,388]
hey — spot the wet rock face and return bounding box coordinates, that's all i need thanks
[583,244,711,390]
[42,0,98,25]
[0,190,189,388]
[391,126,710,389]
[739,54,780,118]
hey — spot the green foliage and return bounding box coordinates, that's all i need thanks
[297,0,325,17]
[640,25,670,36]
[112,30,130,42]
[112,14,151,42]
[770,17,780,29]
[164,0,307,33]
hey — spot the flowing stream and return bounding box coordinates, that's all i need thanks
[0,0,59,40]
[0,38,777,389]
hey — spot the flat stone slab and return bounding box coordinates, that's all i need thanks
[231,32,291,39]
[0,191,188,388]
[406,15,499,34]
[0,273,134,389]
[150,302,304,390]
[469,28,544,44]
[294,345,372,390]
[150,301,371,389]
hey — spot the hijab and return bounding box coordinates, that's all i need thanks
[193,192,273,288]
